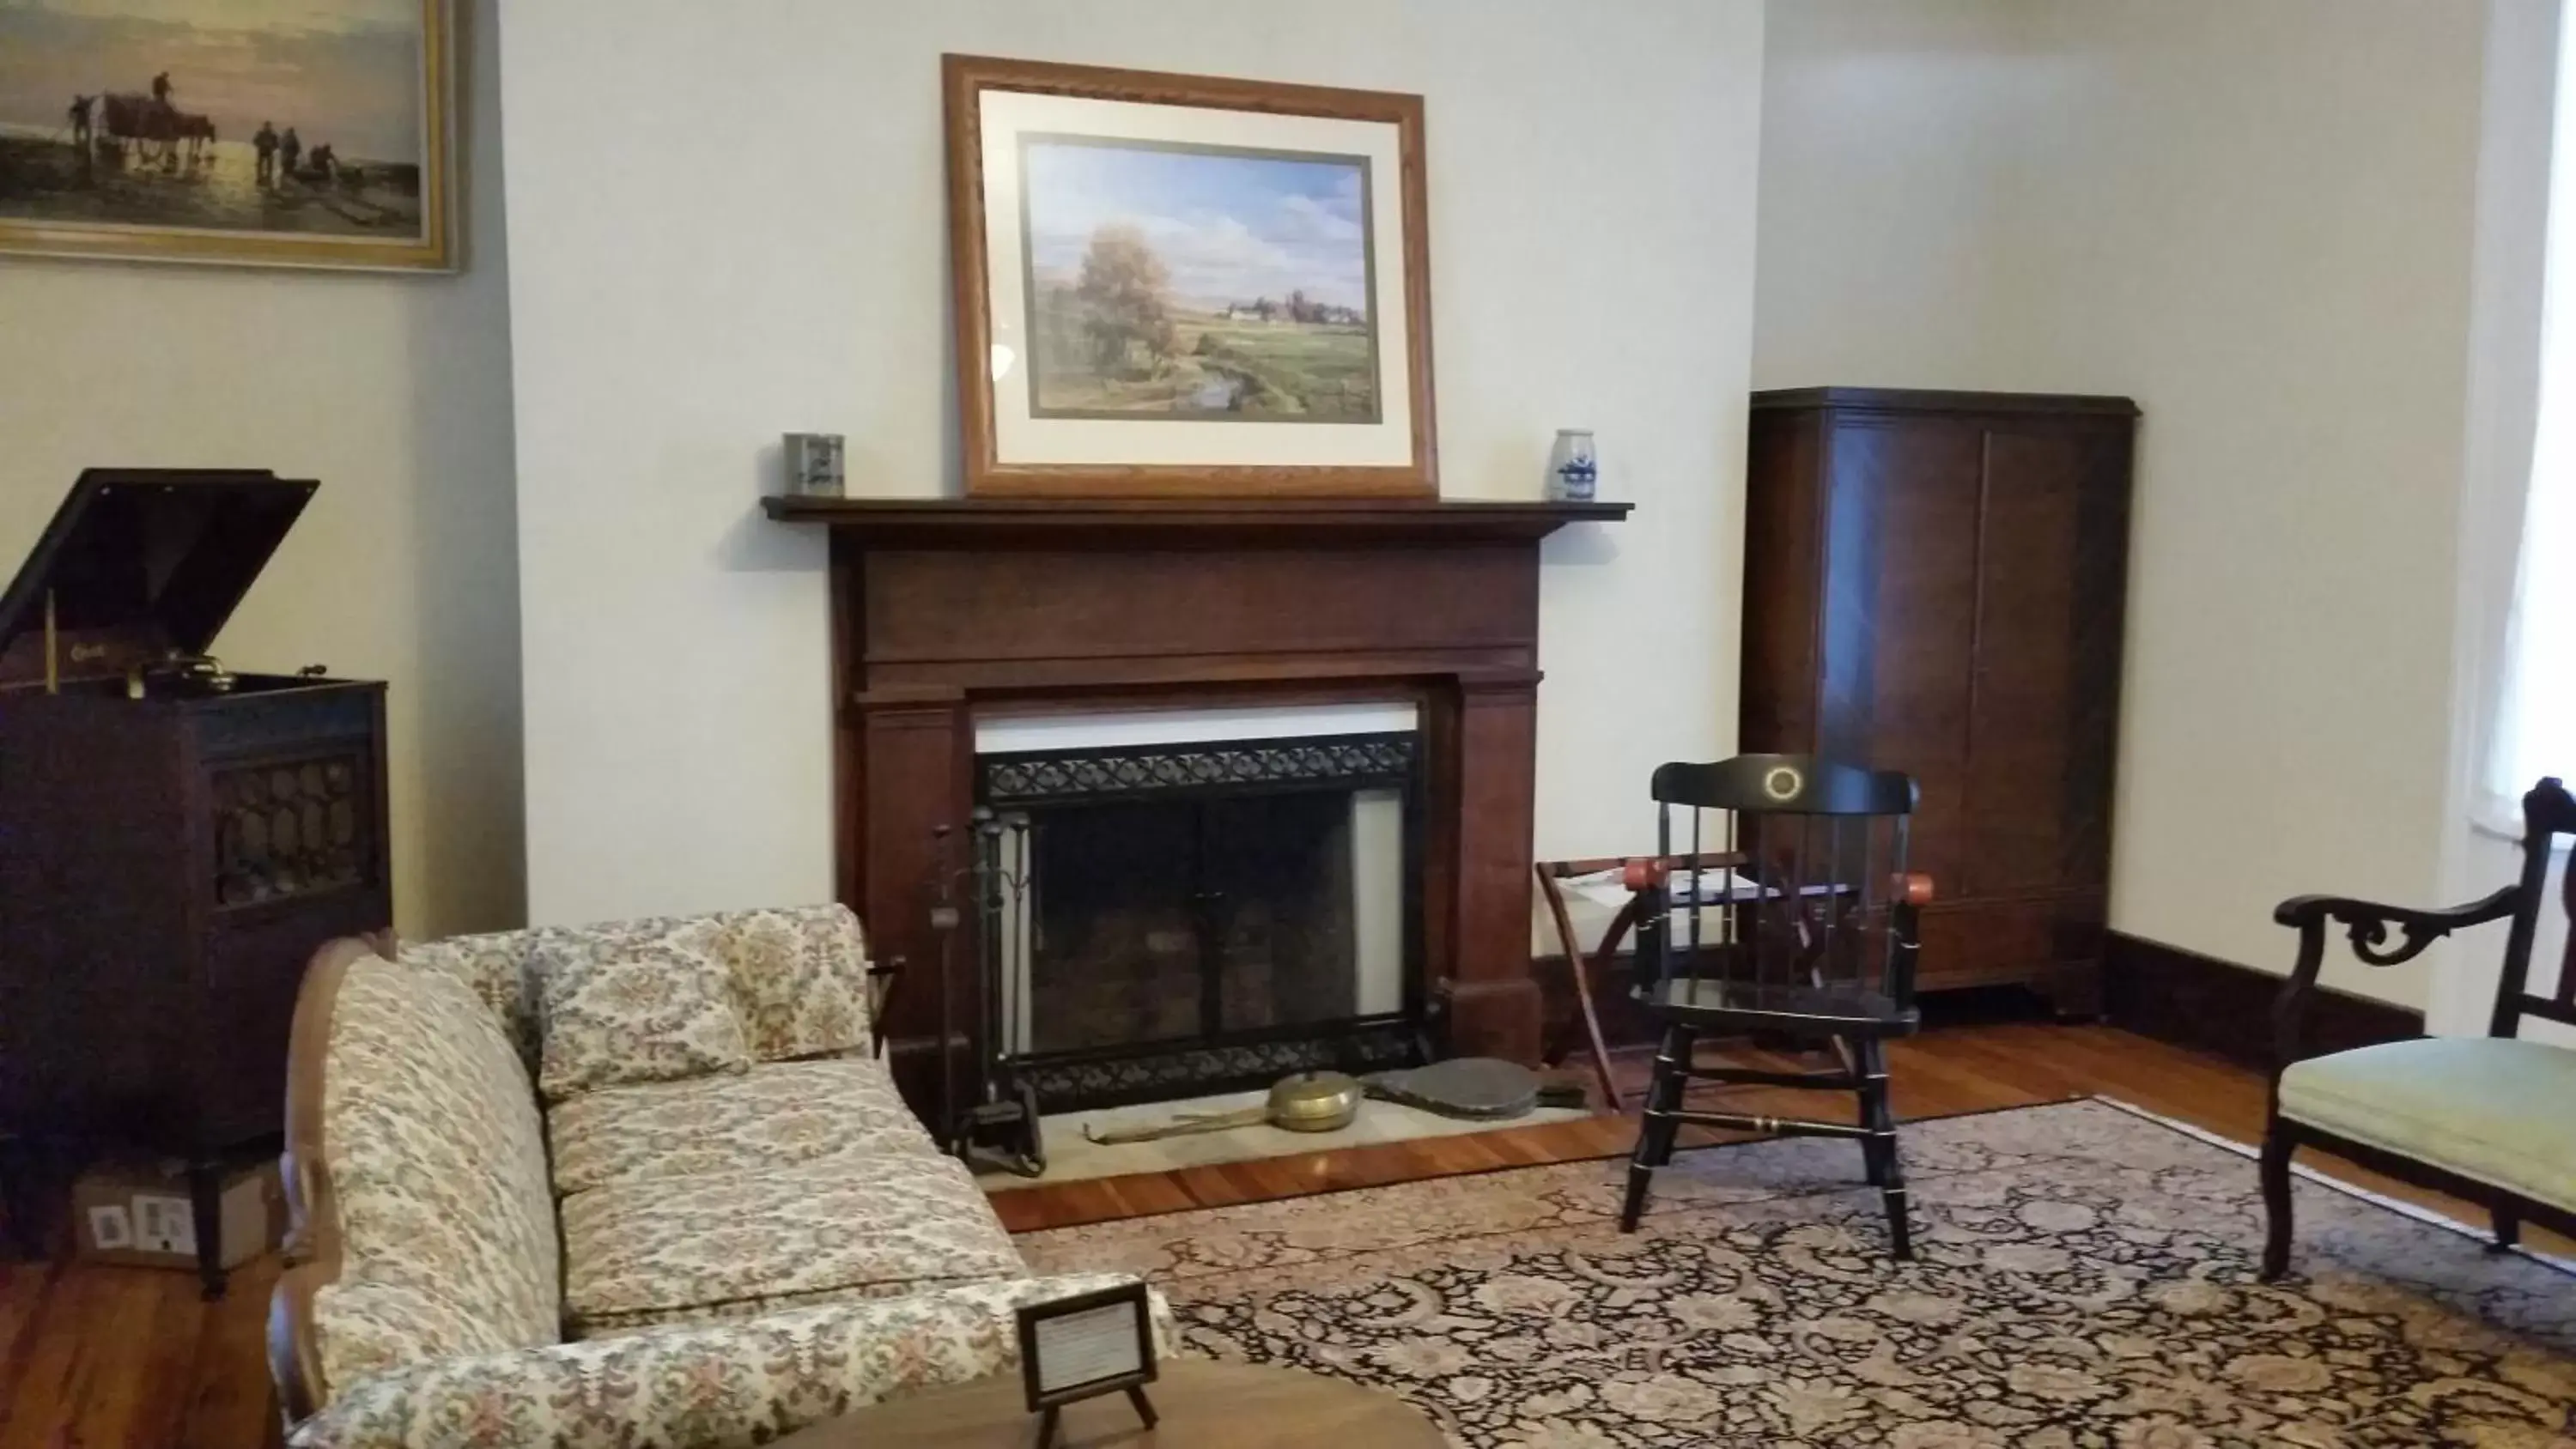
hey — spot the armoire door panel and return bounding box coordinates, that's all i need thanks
[1968,425,2129,897]
[1917,891,2108,985]
[1822,417,1982,900]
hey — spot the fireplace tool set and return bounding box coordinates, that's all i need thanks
[928,810,1048,1178]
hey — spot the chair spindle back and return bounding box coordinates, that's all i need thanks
[1633,755,1923,1010]
[2492,777,2576,1036]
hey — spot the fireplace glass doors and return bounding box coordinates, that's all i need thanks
[979,728,1423,1109]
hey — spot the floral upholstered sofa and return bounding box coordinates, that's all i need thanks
[268,904,1170,1449]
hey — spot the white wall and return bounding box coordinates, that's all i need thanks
[499,0,1766,925]
[1753,0,2076,390]
[0,9,522,939]
[1754,0,2489,1003]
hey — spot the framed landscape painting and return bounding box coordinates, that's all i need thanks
[0,0,454,271]
[945,54,1437,497]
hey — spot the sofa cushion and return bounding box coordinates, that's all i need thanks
[2279,1035,2576,1208]
[533,925,752,1103]
[702,903,876,1063]
[401,923,597,1072]
[311,956,562,1386]
[407,905,876,1089]
[547,1058,937,1197]
[559,1153,1024,1336]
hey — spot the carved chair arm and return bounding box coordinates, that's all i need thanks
[2267,884,2523,1074]
[2274,885,2524,972]
[1887,873,1933,1000]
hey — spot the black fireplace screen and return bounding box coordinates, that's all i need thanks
[1024,791,1359,1056]
[977,730,1424,1109]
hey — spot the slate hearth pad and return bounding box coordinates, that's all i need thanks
[977,1088,1592,1190]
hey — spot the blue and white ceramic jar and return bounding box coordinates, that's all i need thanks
[1546,429,1598,501]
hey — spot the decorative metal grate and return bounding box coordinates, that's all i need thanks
[212,755,367,906]
[982,731,1416,806]
[1018,1022,1423,1113]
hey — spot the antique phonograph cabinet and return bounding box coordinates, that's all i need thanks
[0,470,391,1297]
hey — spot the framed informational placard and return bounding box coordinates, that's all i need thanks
[1016,1282,1158,1446]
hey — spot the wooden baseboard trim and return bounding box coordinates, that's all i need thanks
[2102,931,2421,1073]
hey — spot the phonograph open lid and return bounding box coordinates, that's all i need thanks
[0,469,318,689]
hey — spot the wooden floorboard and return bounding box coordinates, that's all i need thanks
[0,1022,2548,1446]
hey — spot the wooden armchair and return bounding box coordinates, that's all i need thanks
[2261,777,2576,1279]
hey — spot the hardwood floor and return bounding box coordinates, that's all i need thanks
[0,1022,2538,1449]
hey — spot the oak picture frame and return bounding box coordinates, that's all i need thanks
[943,53,1438,499]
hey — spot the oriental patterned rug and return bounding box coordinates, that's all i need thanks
[1017,1099,2576,1448]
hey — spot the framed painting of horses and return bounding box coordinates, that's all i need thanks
[0,0,455,271]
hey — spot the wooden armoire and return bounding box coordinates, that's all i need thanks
[1741,388,2136,1014]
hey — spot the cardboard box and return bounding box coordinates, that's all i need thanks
[71,1158,285,1271]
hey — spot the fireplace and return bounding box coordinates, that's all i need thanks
[762,495,1629,1127]
[978,705,1422,1108]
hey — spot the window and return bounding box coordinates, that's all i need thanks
[2489,469,2571,803]
[2491,21,2576,812]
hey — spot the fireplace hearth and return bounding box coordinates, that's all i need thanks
[762,494,1629,1129]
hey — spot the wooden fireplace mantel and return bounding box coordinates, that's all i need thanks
[762,495,1631,548]
[773,492,1627,1121]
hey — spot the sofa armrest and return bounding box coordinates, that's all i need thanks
[288,1274,1176,1449]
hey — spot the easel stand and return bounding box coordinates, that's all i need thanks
[1036,1385,1158,1448]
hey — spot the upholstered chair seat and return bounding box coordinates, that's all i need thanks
[2278,1036,2576,1211]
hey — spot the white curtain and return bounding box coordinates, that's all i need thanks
[2490,12,2576,822]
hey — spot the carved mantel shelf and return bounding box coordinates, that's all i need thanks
[762,495,1631,548]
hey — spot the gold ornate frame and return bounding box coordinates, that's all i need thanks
[0,0,457,273]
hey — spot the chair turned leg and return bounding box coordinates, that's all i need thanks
[1645,1025,1695,1169]
[188,1158,228,1301]
[1880,1173,1912,1262]
[1621,1023,1692,1232]
[1855,1043,1888,1188]
[1859,1039,1910,1261]
[2489,1205,2522,1254]
[2257,1119,2294,1282]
